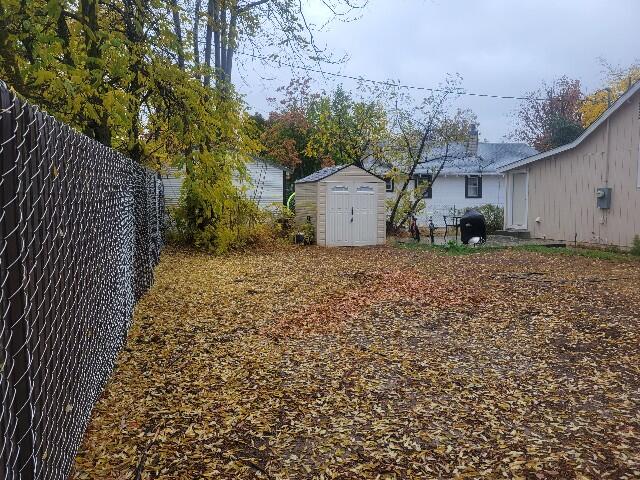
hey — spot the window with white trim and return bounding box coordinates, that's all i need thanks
[465,175,482,198]
[414,174,432,198]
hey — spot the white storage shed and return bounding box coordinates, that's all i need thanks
[295,164,386,247]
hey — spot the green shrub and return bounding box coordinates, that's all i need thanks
[632,235,640,256]
[172,152,266,254]
[464,204,504,235]
[269,204,295,238]
[241,205,296,250]
[295,219,315,245]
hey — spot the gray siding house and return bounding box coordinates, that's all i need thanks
[498,80,640,248]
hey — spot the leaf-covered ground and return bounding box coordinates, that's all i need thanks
[73,246,640,479]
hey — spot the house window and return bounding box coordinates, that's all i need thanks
[385,178,394,192]
[415,175,432,198]
[465,175,482,198]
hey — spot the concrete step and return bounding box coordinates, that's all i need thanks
[494,230,531,239]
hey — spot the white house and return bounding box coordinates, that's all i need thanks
[380,128,537,227]
[162,157,291,209]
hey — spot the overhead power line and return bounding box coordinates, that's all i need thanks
[237,50,610,104]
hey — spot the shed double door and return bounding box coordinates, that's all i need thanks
[326,181,378,246]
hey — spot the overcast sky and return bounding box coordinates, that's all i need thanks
[234,0,639,142]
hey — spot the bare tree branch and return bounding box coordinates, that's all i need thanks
[237,0,272,13]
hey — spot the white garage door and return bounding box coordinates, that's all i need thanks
[326,182,378,246]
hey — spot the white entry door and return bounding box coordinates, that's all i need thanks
[509,172,528,228]
[326,182,378,246]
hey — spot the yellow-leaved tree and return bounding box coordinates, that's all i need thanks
[0,0,261,253]
[581,62,640,127]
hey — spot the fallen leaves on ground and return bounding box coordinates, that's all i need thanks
[72,245,640,479]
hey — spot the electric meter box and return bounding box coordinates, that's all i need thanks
[596,187,612,209]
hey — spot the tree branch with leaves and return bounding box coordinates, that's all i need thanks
[380,77,475,232]
[511,76,584,152]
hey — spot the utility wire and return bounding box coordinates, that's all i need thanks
[237,50,611,105]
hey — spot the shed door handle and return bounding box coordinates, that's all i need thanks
[351,207,354,215]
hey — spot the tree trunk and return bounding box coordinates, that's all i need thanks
[122,0,146,161]
[213,0,221,76]
[203,0,272,87]
[18,0,35,63]
[387,97,448,231]
[80,0,111,146]
[397,149,449,229]
[220,5,227,79]
[0,4,20,89]
[225,7,237,82]
[193,0,201,69]
[203,0,214,86]
[169,0,185,70]
[387,149,422,232]
[57,11,74,67]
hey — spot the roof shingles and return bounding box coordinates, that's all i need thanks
[296,142,537,182]
[415,142,538,175]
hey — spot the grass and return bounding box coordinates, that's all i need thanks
[395,239,639,261]
[632,235,640,256]
[515,244,636,261]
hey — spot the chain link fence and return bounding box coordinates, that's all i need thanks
[0,82,164,479]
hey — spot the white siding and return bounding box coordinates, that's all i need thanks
[241,159,285,209]
[161,160,286,210]
[636,143,640,189]
[162,167,185,207]
[294,182,318,230]
[386,174,505,226]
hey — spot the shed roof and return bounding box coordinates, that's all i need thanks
[296,165,347,183]
[295,164,384,183]
[497,79,640,172]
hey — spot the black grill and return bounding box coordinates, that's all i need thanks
[460,209,486,245]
